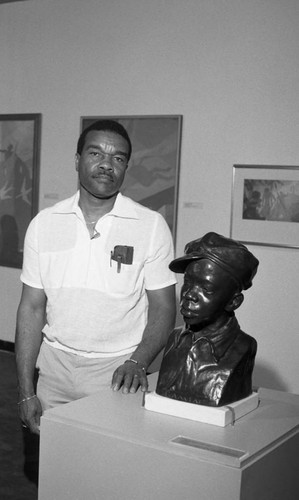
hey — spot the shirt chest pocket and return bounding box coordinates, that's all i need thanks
[106,258,143,296]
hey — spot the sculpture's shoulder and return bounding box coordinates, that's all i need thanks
[233,329,257,358]
[164,326,185,351]
[172,325,185,341]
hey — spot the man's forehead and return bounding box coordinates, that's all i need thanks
[84,130,129,152]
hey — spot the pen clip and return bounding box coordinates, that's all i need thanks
[117,255,122,273]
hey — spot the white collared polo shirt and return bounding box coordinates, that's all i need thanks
[21,192,177,357]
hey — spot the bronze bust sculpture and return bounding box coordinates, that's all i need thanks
[156,232,259,407]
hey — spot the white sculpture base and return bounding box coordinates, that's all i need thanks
[144,391,259,427]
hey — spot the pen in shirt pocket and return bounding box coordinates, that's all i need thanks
[110,245,134,273]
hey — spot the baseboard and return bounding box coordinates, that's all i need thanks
[0,340,15,352]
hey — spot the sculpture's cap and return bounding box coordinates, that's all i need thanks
[169,232,259,290]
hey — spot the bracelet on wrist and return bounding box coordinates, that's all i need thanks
[17,394,37,405]
[124,359,146,372]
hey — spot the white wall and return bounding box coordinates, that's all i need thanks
[1,0,299,393]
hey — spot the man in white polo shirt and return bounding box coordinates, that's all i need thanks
[15,119,176,435]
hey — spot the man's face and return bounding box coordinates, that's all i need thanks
[75,130,130,200]
[180,259,238,327]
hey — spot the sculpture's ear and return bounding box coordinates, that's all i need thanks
[225,292,244,312]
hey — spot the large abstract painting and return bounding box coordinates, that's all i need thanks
[81,115,182,241]
[0,114,41,268]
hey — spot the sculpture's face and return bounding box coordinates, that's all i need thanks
[180,259,238,327]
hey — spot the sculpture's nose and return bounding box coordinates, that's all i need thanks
[184,286,198,302]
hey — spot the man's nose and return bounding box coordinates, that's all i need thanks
[98,154,113,169]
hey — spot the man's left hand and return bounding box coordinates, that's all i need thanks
[111,361,148,394]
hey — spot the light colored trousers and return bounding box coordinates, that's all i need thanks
[36,341,128,411]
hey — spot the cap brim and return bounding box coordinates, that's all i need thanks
[169,254,201,273]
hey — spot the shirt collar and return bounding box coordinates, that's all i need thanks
[52,191,80,216]
[109,192,139,219]
[52,191,140,220]
[175,315,240,361]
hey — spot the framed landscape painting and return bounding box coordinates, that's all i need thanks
[230,164,299,248]
[80,115,182,242]
[0,114,41,268]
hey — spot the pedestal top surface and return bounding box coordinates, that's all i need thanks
[41,373,299,468]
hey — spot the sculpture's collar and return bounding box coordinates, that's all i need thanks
[174,316,240,362]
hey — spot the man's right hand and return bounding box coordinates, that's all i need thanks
[18,395,42,435]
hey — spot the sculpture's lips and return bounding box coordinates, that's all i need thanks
[180,303,198,317]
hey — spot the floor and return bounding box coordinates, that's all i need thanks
[0,349,38,500]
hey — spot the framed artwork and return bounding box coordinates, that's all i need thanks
[230,164,299,248]
[80,115,182,241]
[0,114,41,268]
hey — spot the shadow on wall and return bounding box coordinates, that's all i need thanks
[253,362,289,392]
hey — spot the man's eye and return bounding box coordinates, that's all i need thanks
[114,156,126,164]
[90,151,100,157]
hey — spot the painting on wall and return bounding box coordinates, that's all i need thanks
[0,114,41,268]
[80,115,182,242]
[230,164,299,248]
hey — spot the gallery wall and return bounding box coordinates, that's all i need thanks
[0,0,299,393]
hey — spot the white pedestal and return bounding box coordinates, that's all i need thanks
[39,374,299,500]
[144,391,259,426]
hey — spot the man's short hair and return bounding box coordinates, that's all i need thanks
[77,119,132,160]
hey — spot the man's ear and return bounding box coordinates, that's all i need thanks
[225,293,244,313]
[75,153,80,172]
